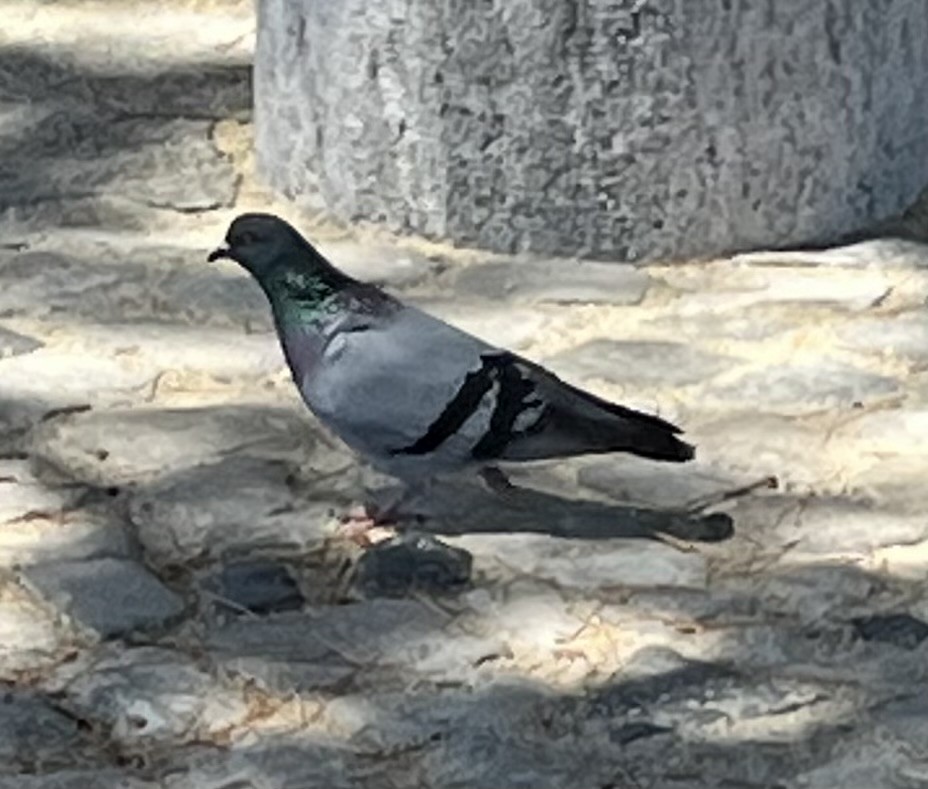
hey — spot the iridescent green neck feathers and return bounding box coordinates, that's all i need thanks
[263,268,347,328]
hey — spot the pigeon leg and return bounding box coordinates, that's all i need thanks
[337,480,430,547]
[337,498,398,547]
[337,509,395,547]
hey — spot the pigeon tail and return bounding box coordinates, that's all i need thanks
[536,378,696,463]
[614,418,696,462]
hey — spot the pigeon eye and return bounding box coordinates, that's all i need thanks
[238,231,257,245]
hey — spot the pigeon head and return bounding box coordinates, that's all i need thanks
[208,213,309,279]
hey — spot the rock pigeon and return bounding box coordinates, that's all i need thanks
[209,213,695,525]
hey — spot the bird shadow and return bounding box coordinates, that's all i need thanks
[388,478,734,544]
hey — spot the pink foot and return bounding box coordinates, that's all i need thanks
[337,504,397,547]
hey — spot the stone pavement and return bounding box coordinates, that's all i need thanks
[2,2,928,787]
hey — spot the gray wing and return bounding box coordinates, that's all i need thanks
[298,305,500,468]
[300,304,694,470]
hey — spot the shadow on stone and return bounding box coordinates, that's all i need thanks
[419,480,734,544]
[173,639,871,789]
[203,563,919,787]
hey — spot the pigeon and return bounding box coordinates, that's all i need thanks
[209,213,695,528]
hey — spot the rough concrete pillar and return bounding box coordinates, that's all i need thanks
[255,0,928,262]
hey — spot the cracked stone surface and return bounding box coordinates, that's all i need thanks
[21,558,185,639]
[205,560,304,615]
[3,1,928,787]
[837,310,928,363]
[701,359,901,415]
[31,405,313,487]
[450,533,708,590]
[0,584,72,678]
[128,455,346,566]
[454,259,652,305]
[0,328,43,358]
[545,339,735,387]
[0,691,87,770]
[355,532,474,598]
[61,646,250,747]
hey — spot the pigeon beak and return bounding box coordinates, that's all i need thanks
[207,246,231,262]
